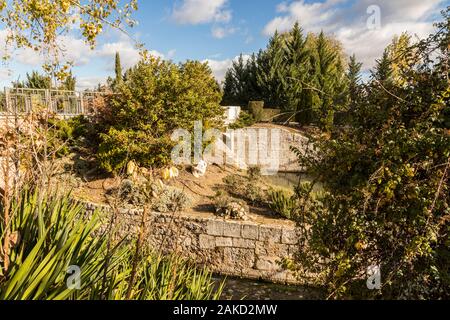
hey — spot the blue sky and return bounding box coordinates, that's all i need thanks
[1,0,449,89]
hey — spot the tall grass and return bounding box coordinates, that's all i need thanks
[0,189,223,300]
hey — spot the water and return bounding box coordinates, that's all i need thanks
[264,173,322,192]
[214,276,323,300]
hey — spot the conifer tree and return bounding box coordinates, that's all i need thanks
[256,31,287,108]
[63,71,76,91]
[115,52,123,86]
[347,54,363,108]
[283,22,312,123]
[373,49,393,82]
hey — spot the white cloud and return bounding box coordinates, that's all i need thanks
[263,0,444,69]
[172,0,232,25]
[211,26,238,39]
[167,49,177,59]
[96,41,143,70]
[76,76,107,90]
[203,54,250,83]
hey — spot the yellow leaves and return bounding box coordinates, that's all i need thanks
[354,240,367,251]
[1,0,138,66]
[161,167,179,181]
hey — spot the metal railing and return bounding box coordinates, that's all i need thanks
[0,87,105,117]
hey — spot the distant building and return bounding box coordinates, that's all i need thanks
[223,106,241,125]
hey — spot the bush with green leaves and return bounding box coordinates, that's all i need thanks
[98,57,224,173]
[291,13,450,299]
[268,189,297,219]
[248,101,264,122]
[0,188,223,300]
[151,184,192,213]
[229,110,255,129]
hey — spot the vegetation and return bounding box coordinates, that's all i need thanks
[268,189,297,220]
[291,11,450,299]
[222,23,348,128]
[228,110,255,130]
[98,57,224,173]
[0,0,138,81]
[0,189,223,300]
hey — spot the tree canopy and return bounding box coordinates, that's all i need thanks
[222,23,348,128]
[0,0,138,80]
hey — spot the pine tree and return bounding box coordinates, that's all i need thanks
[256,31,286,108]
[347,54,363,110]
[222,69,237,105]
[373,49,393,82]
[115,52,123,86]
[63,71,76,91]
[283,22,312,123]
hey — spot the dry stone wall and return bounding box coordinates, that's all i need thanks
[85,202,301,284]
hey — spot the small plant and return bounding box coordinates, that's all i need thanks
[223,169,267,205]
[268,189,297,219]
[229,110,255,129]
[247,166,262,181]
[248,101,264,122]
[151,181,192,213]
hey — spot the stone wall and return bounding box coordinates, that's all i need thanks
[85,202,301,285]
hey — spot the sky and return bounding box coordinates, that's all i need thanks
[0,0,449,90]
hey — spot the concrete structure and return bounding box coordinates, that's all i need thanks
[207,124,311,173]
[223,106,241,125]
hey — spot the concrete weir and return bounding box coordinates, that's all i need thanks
[206,124,311,173]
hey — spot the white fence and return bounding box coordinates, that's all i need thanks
[0,87,103,116]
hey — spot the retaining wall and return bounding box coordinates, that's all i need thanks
[85,203,301,285]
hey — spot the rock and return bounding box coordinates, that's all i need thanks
[215,200,249,221]
[161,166,179,180]
[126,161,137,177]
[192,160,207,178]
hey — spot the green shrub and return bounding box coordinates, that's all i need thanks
[229,110,255,129]
[152,184,192,213]
[0,188,223,300]
[268,189,297,219]
[98,128,175,173]
[292,17,450,299]
[248,101,264,122]
[98,58,224,173]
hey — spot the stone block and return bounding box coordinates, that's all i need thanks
[199,234,216,249]
[241,224,259,240]
[233,238,256,249]
[281,228,299,245]
[223,248,255,271]
[207,219,224,236]
[216,237,233,247]
[255,256,282,271]
[223,221,241,238]
[259,225,282,243]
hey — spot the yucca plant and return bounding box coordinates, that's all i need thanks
[0,189,109,300]
[268,189,297,219]
[0,188,224,300]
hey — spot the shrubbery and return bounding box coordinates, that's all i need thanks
[291,12,450,299]
[98,57,224,173]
